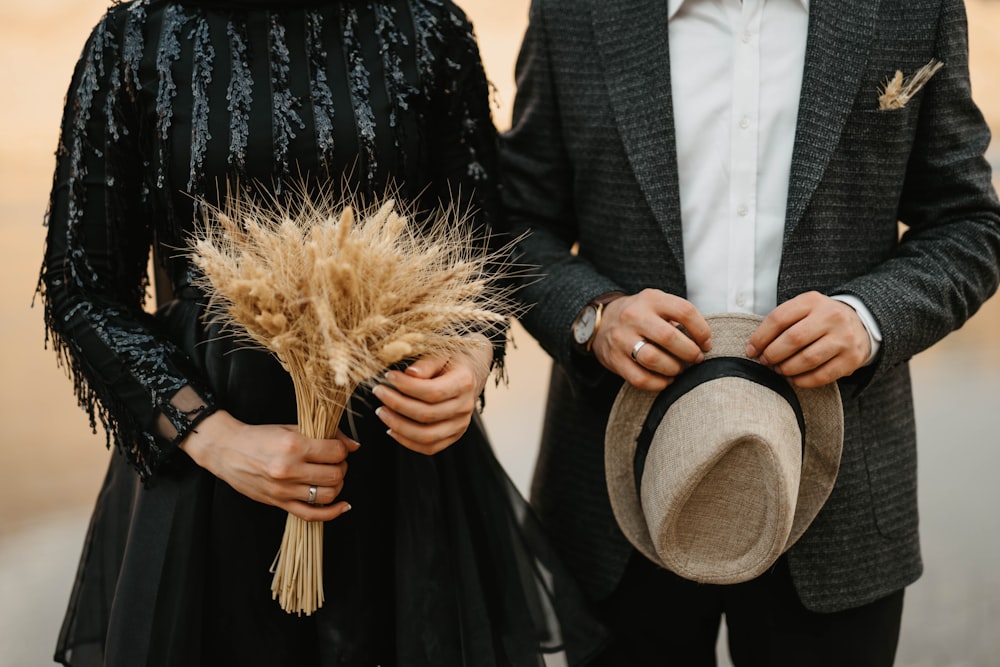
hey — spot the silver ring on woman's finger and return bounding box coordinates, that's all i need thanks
[630,339,647,363]
[307,485,318,505]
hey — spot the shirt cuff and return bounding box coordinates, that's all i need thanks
[830,294,882,366]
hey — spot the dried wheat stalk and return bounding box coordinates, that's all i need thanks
[878,59,943,111]
[189,184,519,615]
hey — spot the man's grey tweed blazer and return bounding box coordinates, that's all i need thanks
[499,0,1000,613]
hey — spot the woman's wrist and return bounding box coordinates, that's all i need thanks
[178,409,239,472]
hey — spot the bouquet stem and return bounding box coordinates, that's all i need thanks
[271,514,326,615]
[269,352,355,615]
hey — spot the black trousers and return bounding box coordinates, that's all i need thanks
[590,553,904,667]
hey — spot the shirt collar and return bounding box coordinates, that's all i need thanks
[667,0,810,22]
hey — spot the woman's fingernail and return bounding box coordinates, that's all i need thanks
[375,407,385,420]
[746,344,757,357]
[372,385,385,399]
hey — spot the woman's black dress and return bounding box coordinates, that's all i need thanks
[39,1,605,664]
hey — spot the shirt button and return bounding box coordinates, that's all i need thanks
[742,31,753,44]
[737,204,750,217]
[739,116,750,129]
[735,294,747,307]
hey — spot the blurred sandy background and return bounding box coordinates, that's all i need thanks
[1,1,999,665]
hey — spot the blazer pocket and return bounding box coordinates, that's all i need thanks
[857,367,919,540]
[844,106,917,146]
[832,107,918,201]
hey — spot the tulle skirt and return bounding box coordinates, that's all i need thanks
[54,297,607,666]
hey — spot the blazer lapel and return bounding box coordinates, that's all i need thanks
[591,0,880,276]
[784,0,880,238]
[592,0,684,271]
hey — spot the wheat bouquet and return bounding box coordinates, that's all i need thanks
[189,186,516,615]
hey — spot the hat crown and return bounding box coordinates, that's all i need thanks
[642,378,802,581]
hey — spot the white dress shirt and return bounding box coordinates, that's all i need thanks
[668,0,881,358]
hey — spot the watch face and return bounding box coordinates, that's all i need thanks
[573,304,598,345]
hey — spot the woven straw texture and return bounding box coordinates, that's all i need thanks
[605,314,841,584]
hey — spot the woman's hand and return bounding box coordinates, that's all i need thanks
[372,335,494,455]
[179,410,360,521]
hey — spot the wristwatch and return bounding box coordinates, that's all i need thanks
[572,292,624,353]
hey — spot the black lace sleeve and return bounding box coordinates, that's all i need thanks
[38,5,216,482]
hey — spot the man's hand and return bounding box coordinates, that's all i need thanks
[747,291,871,388]
[592,289,712,391]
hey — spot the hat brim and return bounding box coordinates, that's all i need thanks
[605,312,843,575]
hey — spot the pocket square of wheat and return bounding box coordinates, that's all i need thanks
[878,59,943,110]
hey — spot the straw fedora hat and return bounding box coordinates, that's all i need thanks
[605,313,843,584]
